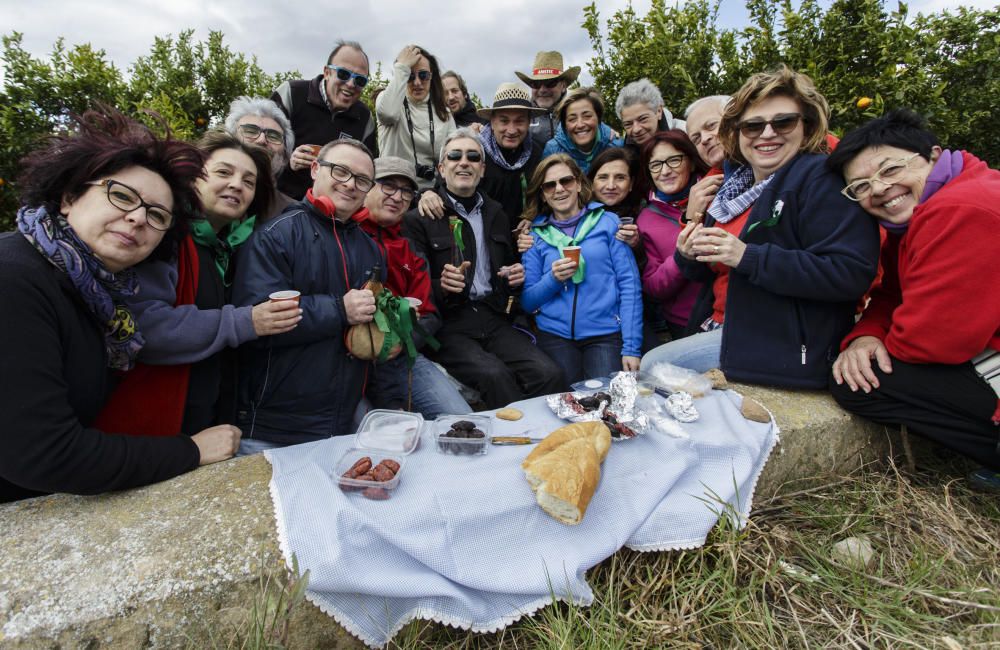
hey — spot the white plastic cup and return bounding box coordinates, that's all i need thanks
[405,297,422,309]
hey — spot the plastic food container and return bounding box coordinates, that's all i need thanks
[434,414,492,456]
[335,410,423,499]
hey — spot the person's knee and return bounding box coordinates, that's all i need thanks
[828,372,875,415]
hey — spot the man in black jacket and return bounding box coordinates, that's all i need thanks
[403,128,564,408]
[232,140,386,450]
[515,51,580,150]
[442,71,486,129]
[272,40,378,200]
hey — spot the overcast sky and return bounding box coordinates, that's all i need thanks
[2,0,991,106]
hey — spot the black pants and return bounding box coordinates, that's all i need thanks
[428,303,564,409]
[829,357,999,470]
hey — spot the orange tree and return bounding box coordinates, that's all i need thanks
[0,30,297,231]
[583,0,1000,162]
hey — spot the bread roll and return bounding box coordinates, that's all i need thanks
[522,421,611,525]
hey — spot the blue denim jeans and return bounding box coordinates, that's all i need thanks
[639,327,723,373]
[237,436,287,457]
[535,330,623,386]
[370,353,471,418]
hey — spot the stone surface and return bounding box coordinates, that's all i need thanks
[0,387,897,648]
[831,536,877,570]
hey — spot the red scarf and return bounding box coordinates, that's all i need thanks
[92,235,199,436]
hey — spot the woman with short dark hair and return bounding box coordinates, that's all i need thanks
[0,108,242,503]
[826,109,1000,483]
[635,130,710,342]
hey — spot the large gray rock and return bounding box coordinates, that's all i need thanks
[0,388,895,648]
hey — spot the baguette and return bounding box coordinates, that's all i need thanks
[522,421,611,525]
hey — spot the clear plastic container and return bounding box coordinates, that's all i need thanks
[334,410,423,500]
[335,449,405,500]
[354,409,422,454]
[434,414,492,456]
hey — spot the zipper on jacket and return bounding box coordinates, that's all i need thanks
[793,300,808,365]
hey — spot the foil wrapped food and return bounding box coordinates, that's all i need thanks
[665,391,699,423]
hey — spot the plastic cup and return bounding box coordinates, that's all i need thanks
[404,297,422,309]
[269,290,301,306]
[563,246,581,264]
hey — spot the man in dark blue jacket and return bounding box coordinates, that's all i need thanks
[232,140,386,452]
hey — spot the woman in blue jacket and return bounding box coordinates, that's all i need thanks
[521,153,642,384]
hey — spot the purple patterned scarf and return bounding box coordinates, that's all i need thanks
[17,205,145,371]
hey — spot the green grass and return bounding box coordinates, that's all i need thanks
[384,455,1000,649]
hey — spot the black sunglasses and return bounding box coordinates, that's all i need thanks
[529,79,561,90]
[737,113,803,138]
[444,149,482,162]
[326,65,369,88]
[541,175,577,193]
[408,70,432,83]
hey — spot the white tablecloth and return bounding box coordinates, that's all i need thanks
[265,389,778,647]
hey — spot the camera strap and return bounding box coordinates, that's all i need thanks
[403,99,435,170]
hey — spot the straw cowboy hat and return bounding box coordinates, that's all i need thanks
[515,51,581,84]
[477,83,549,119]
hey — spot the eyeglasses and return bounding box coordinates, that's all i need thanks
[408,70,432,83]
[841,153,921,201]
[377,180,416,202]
[317,161,375,192]
[85,179,174,230]
[325,65,369,88]
[444,149,482,163]
[648,155,687,174]
[736,113,803,138]
[541,175,577,193]
[528,79,561,90]
[237,123,284,146]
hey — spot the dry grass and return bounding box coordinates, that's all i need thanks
[388,455,1000,649]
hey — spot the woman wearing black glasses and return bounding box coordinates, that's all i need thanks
[640,66,879,390]
[521,153,643,383]
[0,108,244,502]
[376,45,456,190]
[826,109,1000,486]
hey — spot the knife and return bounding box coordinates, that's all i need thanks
[490,435,544,445]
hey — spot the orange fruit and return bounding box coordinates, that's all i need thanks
[856,97,872,110]
[196,117,206,126]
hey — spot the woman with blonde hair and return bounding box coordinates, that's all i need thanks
[641,66,879,388]
[521,153,642,384]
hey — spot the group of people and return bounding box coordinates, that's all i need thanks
[1,40,997,504]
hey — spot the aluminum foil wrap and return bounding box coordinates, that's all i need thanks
[665,391,699,422]
[544,393,607,422]
[605,373,649,438]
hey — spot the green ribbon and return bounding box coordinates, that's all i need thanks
[449,217,465,255]
[746,199,784,235]
[189,217,256,284]
[371,291,440,367]
[531,207,604,284]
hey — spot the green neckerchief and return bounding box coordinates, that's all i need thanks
[531,207,604,284]
[371,291,440,366]
[189,217,256,285]
[448,217,465,254]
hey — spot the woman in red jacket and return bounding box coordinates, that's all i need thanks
[827,110,1000,487]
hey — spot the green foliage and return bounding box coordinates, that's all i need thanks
[584,0,1000,166]
[0,30,298,231]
